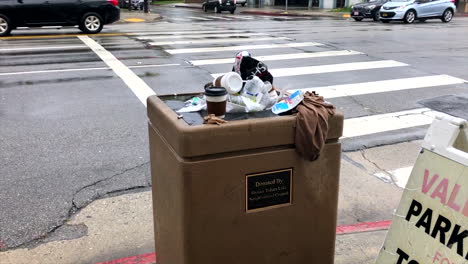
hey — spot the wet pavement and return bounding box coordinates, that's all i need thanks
[1,5,468,257]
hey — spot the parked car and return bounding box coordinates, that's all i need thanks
[202,0,236,13]
[119,0,130,8]
[0,0,120,36]
[236,0,247,6]
[379,0,456,23]
[351,0,388,21]
[131,0,144,10]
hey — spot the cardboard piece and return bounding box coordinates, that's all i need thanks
[147,95,344,264]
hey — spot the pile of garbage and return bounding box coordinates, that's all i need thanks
[176,50,337,161]
[177,51,300,116]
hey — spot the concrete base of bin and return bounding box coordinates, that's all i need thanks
[147,95,343,264]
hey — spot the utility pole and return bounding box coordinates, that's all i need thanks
[285,0,288,12]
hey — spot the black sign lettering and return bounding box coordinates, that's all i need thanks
[246,169,292,212]
[406,199,423,221]
[404,199,468,260]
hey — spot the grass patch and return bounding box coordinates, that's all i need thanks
[151,0,185,5]
[329,6,352,12]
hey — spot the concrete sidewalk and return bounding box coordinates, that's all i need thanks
[0,140,422,264]
[174,3,350,18]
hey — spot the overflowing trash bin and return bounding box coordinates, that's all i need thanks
[147,51,344,264]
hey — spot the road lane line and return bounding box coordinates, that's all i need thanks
[0,32,127,40]
[170,18,191,22]
[149,37,290,46]
[0,45,87,52]
[137,32,267,40]
[0,64,180,76]
[211,60,408,78]
[203,15,233,20]
[166,42,324,54]
[188,16,212,21]
[190,50,363,65]
[78,36,156,107]
[343,108,437,138]
[291,75,467,98]
[235,16,255,19]
[128,30,248,35]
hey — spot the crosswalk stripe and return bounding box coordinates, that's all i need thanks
[211,60,407,78]
[149,37,290,46]
[190,50,363,65]
[137,32,267,40]
[188,16,212,21]
[170,18,191,22]
[343,108,437,138]
[292,75,466,98]
[128,30,248,35]
[166,42,324,54]
[203,15,233,20]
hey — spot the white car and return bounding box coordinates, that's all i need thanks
[380,0,456,23]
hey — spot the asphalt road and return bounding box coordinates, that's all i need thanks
[1,6,467,250]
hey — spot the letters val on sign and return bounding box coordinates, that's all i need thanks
[376,149,468,264]
[246,169,292,213]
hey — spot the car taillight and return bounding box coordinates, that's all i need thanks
[108,0,119,6]
[450,0,455,2]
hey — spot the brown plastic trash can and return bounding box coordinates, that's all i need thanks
[147,95,344,264]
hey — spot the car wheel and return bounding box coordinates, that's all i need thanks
[203,4,207,12]
[80,12,104,34]
[214,5,221,13]
[373,11,380,21]
[353,17,363,21]
[0,14,12,37]
[381,19,390,23]
[404,10,416,24]
[441,9,453,22]
[230,9,235,14]
[241,3,245,6]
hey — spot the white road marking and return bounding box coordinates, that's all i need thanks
[291,75,467,98]
[211,60,408,78]
[78,36,156,107]
[188,16,212,21]
[137,32,267,40]
[166,42,324,54]
[0,64,180,76]
[203,15,233,20]
[170,18,191,22]
[149,36,290,46]
[128,30,248,35]
[190,50,363,65]
[374,166,413,188]
[235,16,255,19]
[343,108,437,138]
[0,45,87,52]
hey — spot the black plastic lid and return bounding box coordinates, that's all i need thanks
[205,87,227,97]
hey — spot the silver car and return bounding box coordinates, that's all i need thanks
[380,0,456,23]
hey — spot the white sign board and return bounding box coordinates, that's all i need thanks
[377,115,468,264]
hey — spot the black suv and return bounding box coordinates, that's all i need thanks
[202,0,236,14]
[350,0,388,21]
[0,0,120,36]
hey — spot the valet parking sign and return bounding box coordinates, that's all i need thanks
[377,116,468,264]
